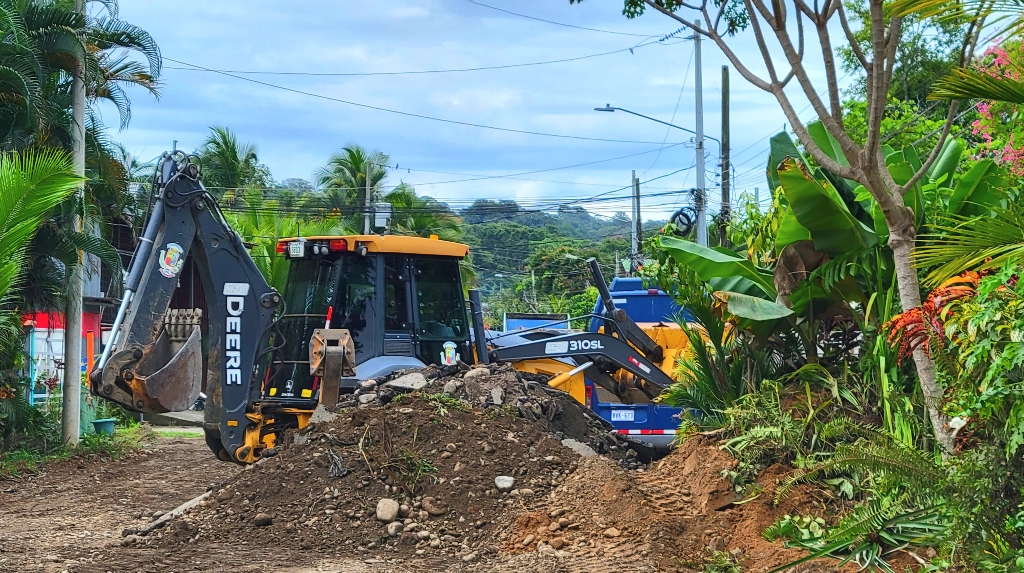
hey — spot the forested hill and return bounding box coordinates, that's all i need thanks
[460,199,633,239]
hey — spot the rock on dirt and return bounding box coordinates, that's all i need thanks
[384,372,428,392]
[561,438,597,457]
[376,498,399,522]
[421,496,447,516]
[464,367,489,379]
[253,513,273,526]
[495,476,515,492]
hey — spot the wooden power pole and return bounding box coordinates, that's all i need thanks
[720,65,730,247]
[62,0,85,445]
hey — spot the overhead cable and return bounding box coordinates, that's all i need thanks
[163,57,686,145]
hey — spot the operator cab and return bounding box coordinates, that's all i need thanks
[260,235,471,405]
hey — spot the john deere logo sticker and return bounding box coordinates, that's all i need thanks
[158,242,185,278]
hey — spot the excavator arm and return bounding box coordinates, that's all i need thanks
[490,258,676,398]
[91,151,281,461]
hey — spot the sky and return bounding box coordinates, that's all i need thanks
[108,0,843,221]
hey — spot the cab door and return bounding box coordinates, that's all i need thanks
[409,256,470,365]
[383,256,415,357]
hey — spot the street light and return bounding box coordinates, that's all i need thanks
[595,104,719,246]
[594,104,721,151]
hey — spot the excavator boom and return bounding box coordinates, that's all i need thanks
[91,152,281,461]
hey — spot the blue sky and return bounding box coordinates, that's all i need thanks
[108,0,833,220]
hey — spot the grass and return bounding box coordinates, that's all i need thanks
[153,429,204,439]
[422,392,472,417]
[0,423,155,477]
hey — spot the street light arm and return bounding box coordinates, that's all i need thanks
[596,105,722,149]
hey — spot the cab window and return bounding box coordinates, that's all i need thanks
[413,257,465,341]
[384,256,411,331]
[328,255,377,363]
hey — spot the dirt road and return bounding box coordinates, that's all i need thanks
[0,435,237,573]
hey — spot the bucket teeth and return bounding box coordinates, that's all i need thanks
[165,308,202,343]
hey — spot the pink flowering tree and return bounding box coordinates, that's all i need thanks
[970,42,1024,174]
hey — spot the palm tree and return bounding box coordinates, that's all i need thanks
[197,126,268,199]
[385,183,462,241]
[0,148,83,357]
[222,188,353,293]
[313,145,388,219]
[0,0,162,150]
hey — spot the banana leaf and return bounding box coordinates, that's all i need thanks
[797,121,873,226]
[714,290,795,336]
[714,291,794,321]
[927,137,964,187]
[658,235,777,298]
[947,159,1008,217]
[775,205,812,254]
[777,158,877,256]
[767,131,803,192]
[807,120,849,167]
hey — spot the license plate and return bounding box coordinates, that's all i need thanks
[610,410,634,422]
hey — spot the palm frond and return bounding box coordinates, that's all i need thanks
[917,207,1024,286]
[0,147,83,300]
[891,0,1024,40]
[928,67,1024,104]
[86,17,161,77]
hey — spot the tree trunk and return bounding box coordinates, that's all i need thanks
[888,220,955,453]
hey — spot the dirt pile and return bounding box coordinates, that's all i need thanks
[502,435,835,573]
[126,390,596,567]
[351,363,647,467]
[79,367,837,573]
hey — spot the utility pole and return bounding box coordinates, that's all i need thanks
[530,270,537,309]
[629,170,638,276]
[720,65,730,247]
[363,160,372,234]
[633,173,642,272]
[62,0,85,446]
[694,21,707,247]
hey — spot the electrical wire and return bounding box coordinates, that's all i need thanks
[164,56,687,145]
[163,43,656,77]
[466,0,657,38]
[645,45,695,173]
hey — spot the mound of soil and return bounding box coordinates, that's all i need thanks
[365,363,646,467]
[496,435,839,573]
[76,367,844,573]
[129,392,593,566]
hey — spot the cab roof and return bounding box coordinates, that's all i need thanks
[276,234,469,258]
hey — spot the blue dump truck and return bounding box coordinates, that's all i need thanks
[584,277,687,450]
[486,261,693,453]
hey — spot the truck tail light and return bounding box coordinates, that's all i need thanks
[329,239,348,251]
[276,242,286,254]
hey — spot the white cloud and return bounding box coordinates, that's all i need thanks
[112,0,844,214]
[388,6,429,19]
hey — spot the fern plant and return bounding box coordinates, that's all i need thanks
[767,500,948,573]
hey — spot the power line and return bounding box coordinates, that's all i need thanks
[645,44,695,173]
[387,143,690,187]
[165,56,687,145]
[164,43,657,77]
[467,0,656,37]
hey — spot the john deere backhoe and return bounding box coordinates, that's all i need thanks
[92,152,688,463]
